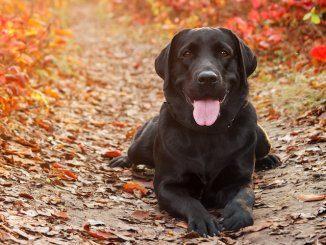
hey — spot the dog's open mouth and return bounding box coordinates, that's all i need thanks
[183,91,228,126]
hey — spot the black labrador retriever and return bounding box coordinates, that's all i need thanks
[109,27,280,237]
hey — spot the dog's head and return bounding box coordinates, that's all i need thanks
[155,27,257,129]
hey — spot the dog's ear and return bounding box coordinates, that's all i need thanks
[219,28,257,78]
[238,40,257,77]
[155,29,190,89]
[155,44,170,81]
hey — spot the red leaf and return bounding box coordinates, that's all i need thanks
[251,0,262,9]
[111,122,127,128]
[53,162,69,169]
[104,151,121,158]
[52,163,78,180]
[83,222,116,240]
[248,10,260,22]
[0,72,6,84]
[123,182,148,197]
[62,170,78,180]
[310,45,326,62]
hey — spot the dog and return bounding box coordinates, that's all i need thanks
[109,27,280,237]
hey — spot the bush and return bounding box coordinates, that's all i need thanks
[108,0,325,62]
[0,0,72,117]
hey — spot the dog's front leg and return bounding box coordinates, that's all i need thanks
[155,178,221,237]
[221,184,255,230]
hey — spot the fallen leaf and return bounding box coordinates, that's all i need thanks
[175,221,188,229]
[44,89,60,99]
[83,221,116,240]
[123,182,148,197]
[242,221,272,233]
[62,169,78,180]
[111,122,127,128]
[34,118,54,132]
[19,193,34,200]
[297,194,326,202]
[181,231,200,239]
[126,126,140,140]
[104,151,121,158]
[53,162,68,169]
[52,211,69,220]
[52,163,78,180]
[131,210,150,221]
[267,108,280,120]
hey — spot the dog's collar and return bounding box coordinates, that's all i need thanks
[165,100,249,132]
[227,100,249,128]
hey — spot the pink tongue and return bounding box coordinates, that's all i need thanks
[193,100,220,126]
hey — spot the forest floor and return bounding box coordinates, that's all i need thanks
[0,3,325,245]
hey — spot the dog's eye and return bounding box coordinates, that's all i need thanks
[219,50,230,57]
[183,50,192,57]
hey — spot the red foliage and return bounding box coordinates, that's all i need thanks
[310,45,326,62]
[109,0,325,64]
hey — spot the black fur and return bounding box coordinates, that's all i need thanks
[109,27,280,236]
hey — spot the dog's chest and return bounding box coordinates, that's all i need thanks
[183,129,252,179]
[192,130,246,160]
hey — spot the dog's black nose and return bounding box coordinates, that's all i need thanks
[198,71,218,85]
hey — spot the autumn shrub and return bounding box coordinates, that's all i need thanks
[107,0,325,64]
[0,0,74,117]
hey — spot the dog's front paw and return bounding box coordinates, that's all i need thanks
[108,155,131,168]
[255,154,281,171]
[187,213,221,237]
[221,201,253,231]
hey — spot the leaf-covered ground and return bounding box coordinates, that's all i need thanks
[0,4,325,245]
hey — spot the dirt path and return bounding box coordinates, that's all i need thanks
[0,3,325,244]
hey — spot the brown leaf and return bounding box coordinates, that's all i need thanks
[52,211,69,220]
[0,214,6,222]
[297,194,326,202]
[131,210,150,221]
[181,231,200,239]
[15,138,40,152]
[126,126,141,140]
[175,221,188,229]
[19,193,34,200]
[241,221,272,233]
[91,121,106,127]
[267,108,280,120]
[34,118,54,132]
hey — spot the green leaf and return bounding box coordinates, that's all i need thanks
[303,12,311,21]
[311,14,321,24]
